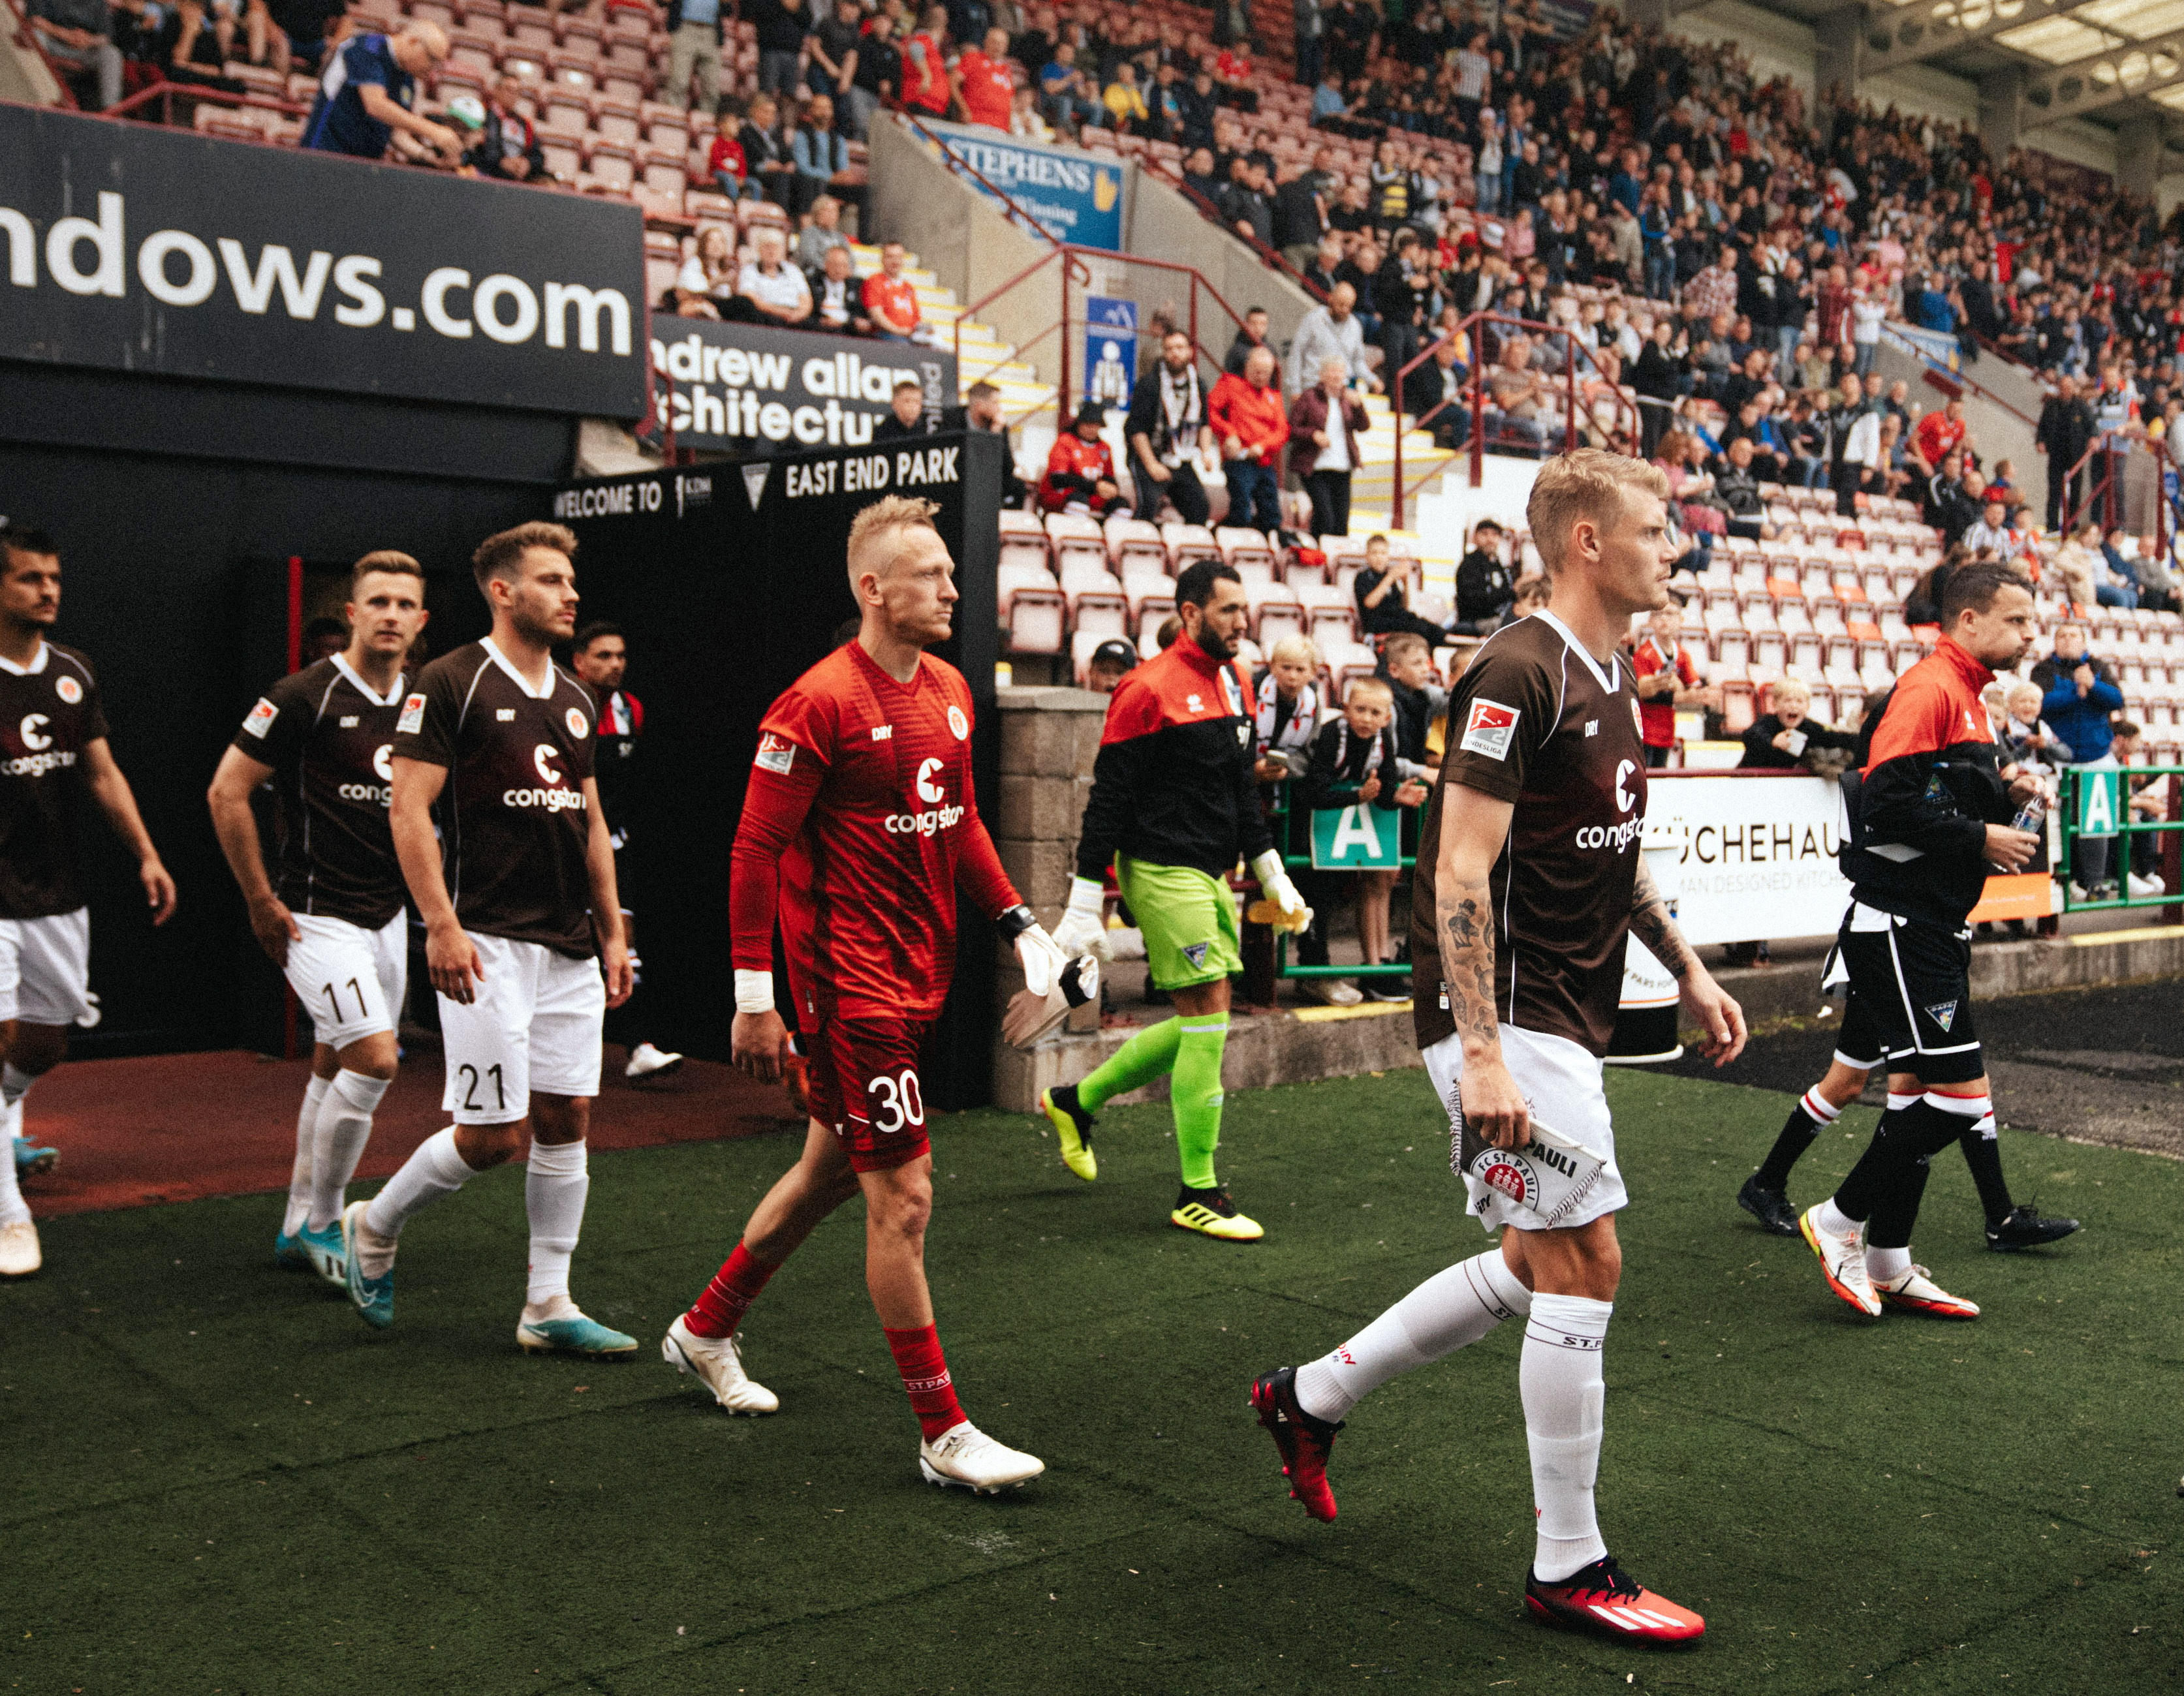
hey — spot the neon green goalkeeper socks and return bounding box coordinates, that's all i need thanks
[1076,1015,1182,1114]
[1171,1011,1230,1189]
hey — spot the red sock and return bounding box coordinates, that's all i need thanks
[883,1323,967,1441]
[685,1243,778,1338]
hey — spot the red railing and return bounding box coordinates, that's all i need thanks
[1390,310,1643,527]
[108,77,306,127]
[951,242,1249,422]
[1918,361,2038,428]
[2063,435,2121,535]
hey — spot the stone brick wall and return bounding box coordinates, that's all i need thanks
[990,686,1107,1054]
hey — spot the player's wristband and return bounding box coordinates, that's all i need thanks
[993,903,1038,943]
[733,970,775,1015]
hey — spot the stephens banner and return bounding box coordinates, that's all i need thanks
[649,315,957,454]
[0,102,646,417]
[920,120,1125,249]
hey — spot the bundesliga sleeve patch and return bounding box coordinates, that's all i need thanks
[755,732,796,775]
[1459,698,1520,761]
[397,693,427,735]
[240,697,279,739]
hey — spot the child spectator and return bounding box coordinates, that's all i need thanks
[1737,678,1854,771]
[1630,604,1714,769]
[1352,533,1446,645]
[1725,679,1856,965]
[1301,676,1427,1002]
[1377,632,1444,778]
[2002,681,2058,773]
[708,108,755,198]
[1252,633,1321,780]
[1085,637,1137,695]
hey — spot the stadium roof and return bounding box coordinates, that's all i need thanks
[1680,0,2184,134]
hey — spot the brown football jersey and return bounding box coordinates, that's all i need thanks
[392,639,598,959]
[1411,611,1647,1058]
[0,641,111,919]
[232,656,409,929]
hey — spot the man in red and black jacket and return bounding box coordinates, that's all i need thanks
[1798,561,2046,1324]
[1038,559,1311,1241]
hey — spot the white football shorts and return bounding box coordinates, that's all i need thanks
[285,911,408,1052]
[438,933,605,1123]
[0,906,92,1026]
[1423,1023,1629,1236]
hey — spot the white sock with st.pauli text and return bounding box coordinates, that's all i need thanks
[1521,1292,1614,1584]
[1294,1250,1533,1423]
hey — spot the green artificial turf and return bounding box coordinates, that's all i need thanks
[3,1068,2178,1695]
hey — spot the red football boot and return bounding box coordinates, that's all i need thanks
[1249,1366,1341,1522]
[1525,1555,1706,1644]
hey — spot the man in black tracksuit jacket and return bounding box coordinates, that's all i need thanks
[1798,562,2046,1321]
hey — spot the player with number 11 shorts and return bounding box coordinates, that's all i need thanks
[663,495,1064,1495]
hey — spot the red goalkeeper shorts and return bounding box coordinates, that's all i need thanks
[803,1016,933,1172]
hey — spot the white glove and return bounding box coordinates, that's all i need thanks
[1251,850,1313,928]
[1050,875,1112,960]
[1014,921,1069,998]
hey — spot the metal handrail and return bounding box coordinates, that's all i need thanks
[952,241,1250,422]
[1171,179,1329,304]
[896,109,1072,249]
[1390,309,1642,526]
[1919,360,2038,429]
[107,77,307,124]
[2063,434,2121,536]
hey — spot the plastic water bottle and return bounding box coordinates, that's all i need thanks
[1991,794,2046,872]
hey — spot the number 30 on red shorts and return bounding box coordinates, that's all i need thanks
[805,1017,932,1171]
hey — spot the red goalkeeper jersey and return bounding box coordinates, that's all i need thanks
[730,641,1018,1023]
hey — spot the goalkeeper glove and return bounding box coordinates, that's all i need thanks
[995,903,1070,997]
[1048,876,1112,961]
[1251,850,1313,932]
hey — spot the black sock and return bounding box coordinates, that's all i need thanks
[1959,1124,2014,1224]
[1754,1096,1825,1191]
[1835,1098,1969,1225]
[1867,1156,1933,1250]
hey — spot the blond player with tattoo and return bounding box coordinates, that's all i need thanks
[1249,450,1746,1645]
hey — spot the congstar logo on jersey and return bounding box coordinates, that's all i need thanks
[1574,818,1644,852]
[0,747,76,779]
[337,781,392,805]
[886,760,963,835]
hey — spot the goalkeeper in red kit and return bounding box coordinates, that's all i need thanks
[662,496,1065,1494]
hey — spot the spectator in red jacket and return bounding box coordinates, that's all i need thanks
[862,240,922,342]
[1208,346,1289,532]
[1038,401,1131,516]
[898,4,950,116]
[955,25,1016,129]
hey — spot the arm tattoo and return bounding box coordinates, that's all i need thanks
[1629,860,1696,980]
[1438,874,1501,1047]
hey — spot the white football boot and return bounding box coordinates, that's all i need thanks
[0,1218,40,1277]
[918,1421,1046,1494]
[1800,1204,1881,1317]
[661,1314,779,1414]
[625,1042,685,1082]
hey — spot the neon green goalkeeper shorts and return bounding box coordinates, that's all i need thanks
[1116,856,1242,991]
